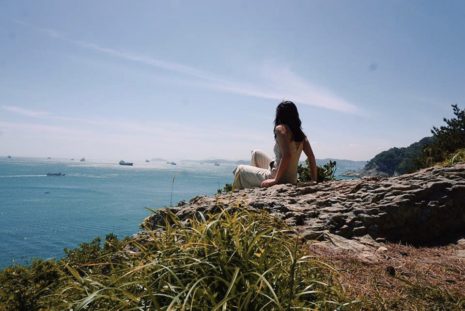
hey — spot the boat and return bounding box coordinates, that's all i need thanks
[7,155,11,159]
[80,158,85,162]
[46,173,65,177]
[145,159,150,163]
[167,161,177,166]
[119,160,134,166]
[214,162,220,166]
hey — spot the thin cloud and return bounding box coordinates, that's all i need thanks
[2,105,49,117]
[18,21,361,114]
[197,67,360,114]
[263,66,358,113]
[14,20,222,82]
[74,41,218,82]
[1,106,267,146]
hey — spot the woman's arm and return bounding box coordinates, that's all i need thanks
[303,137,317,182]
[261,125,291,187]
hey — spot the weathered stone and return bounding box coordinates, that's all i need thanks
[352,226,367,236]
[142,163,465,246]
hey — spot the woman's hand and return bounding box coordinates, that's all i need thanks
[261,178,277,187]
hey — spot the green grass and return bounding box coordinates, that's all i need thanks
[443,148,465,166]
[0,207,350,310]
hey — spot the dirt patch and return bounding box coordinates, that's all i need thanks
[309,239,465,310]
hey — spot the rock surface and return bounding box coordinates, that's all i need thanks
[143,164,465,247]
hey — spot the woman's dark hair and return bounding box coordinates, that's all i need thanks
[274,100,306,142]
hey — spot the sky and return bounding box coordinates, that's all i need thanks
[1,0,464,161]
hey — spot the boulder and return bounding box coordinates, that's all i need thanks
[142,164,465,246]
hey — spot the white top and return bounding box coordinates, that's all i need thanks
[271,138,303,184]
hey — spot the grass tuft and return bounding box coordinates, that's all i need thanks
[442,148,465,166]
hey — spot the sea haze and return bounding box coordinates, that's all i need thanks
[0,157,365,268]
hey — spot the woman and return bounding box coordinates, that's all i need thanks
[232,101,317,189]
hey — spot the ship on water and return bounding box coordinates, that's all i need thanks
[119,160,133,166]
[46,172,65,177]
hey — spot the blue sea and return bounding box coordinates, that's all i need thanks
[0,157,236,269]
[0,157,365,269]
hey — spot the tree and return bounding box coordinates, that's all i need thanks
[429,104,465,162]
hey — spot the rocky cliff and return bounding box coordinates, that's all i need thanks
[143,164,465,250]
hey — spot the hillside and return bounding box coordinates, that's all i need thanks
[363,136,434,176]
[363,104,465,177]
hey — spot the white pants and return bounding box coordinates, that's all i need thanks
[232,150,273,190]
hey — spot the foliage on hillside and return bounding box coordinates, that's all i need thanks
[364,104,465,176]
[426,104,465,164]
[0,208,349,310]
[364,137,434,176]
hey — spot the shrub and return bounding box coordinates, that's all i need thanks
[217,183,232,194]
[298,160,337,182]
[0,260,61,311]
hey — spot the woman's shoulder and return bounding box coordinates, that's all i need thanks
[274,124,288,135]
